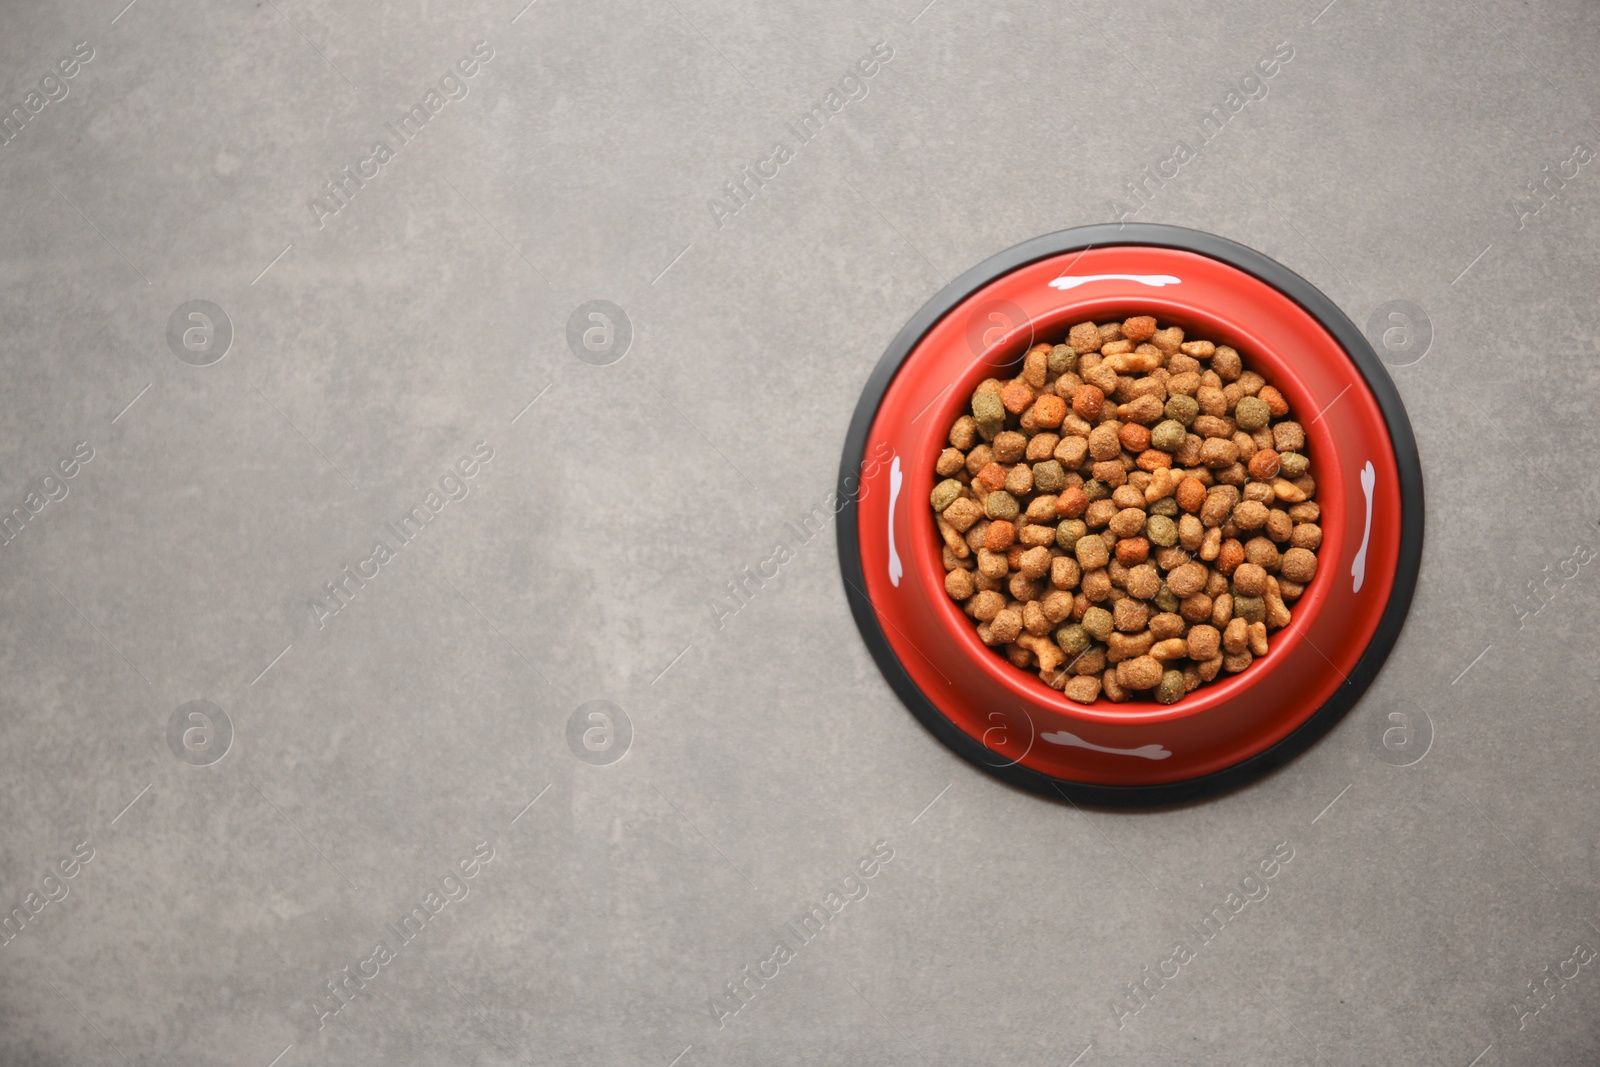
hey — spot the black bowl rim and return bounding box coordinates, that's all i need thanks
[835,222,1425,809]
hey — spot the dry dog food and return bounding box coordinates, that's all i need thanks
[931,317,1321,705]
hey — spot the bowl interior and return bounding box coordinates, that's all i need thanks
[910,292,1349,724]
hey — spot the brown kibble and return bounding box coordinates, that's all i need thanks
[1272,478,1308,503]
[1076,534,1110,570]
[1151,326,1184,353]
[1211,592,1233,627]
[1068,321,1102,354]
[1117,655,1164,690]
[1009,570,1044,603]
[938,516,970,559]
[945,569,976,600]
[1108,507,1147,538]
[1106,631,1154,663]
[1004,465,1034,497]
[1106,350,1163,374]
[1022,600,1050,636]
[1223,650,1253,673]
[1280,547,1319,583]
[1200,485,1239,527]
[1121,315,1157,342]
[942,497,983,532]
[1265,508,1293,543]
[1050,556,1081,589]
[1085,499,1118,529]
[1018,523,1055,548]
[1263,577,1292,629]
[976,548,1008,580]
[1113,597,1150,634]
[1150,638,1188,661]
[1027,433,1061,461]
[1054,435,1090,468]
[936,448,966,477]
[1212,346,1242,380]
[1223,617,1249,655]
[969,590,1005,621]
[989,608,1023,644]
[1063,675,1102,704]
[1232,499,1270,531]
[1179,624,1216,660]
[949,416,978,450]
[1179,592,1213,623]
[1149,612,1185,640]
[992,431,1027,463]
[1291,523,1323,550]
[1272,421,1306,452]
[1241,617,1267,659]
[1166,561,1208,598]
[1039,589,1075,624]
[1199,525,1223,561]
[1241,536,1278,570]
[1019,546,1052,580]
[1232,563,1268,597]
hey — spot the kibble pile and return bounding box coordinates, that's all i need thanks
[930,316,1322,706]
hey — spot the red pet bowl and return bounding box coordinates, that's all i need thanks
[837,225,1423,806]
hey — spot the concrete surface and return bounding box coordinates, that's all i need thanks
[1,0,1598,1064]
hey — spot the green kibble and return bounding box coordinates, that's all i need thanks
[972,390,1005,439]
[1048,344,1078,375]
[1082,479,1110,501]
[1234,595,1266,624]
[1155,669,1185,705]
[986,490,1019,521]
[930,479,964,512]
[1235,396,1271,431]
[1279,451,1310,477]
[1149,497,1179,518]
[1164,394,1199,426]
[1081,606,1114,641]
[1146,514,1178,547]
[1150,419,1188,451]
[1033,459,1066,494]
[1056,519,1088,551]
[1154,587,1180,613]
[1056,624,1091,655]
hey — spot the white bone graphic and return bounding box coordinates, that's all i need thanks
[1049,274,1182,291]
[1352,461,1375,593]
[887,455,903,587]
[1040,731,1172,760]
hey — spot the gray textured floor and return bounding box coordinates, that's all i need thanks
[2,1,1598,1064]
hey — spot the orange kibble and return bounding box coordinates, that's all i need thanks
[1072,384,1105,419]
[1175,476,1207,512]
[1115,537,1150,565]
[1119,423,1152,452]
[976,462,1008,492]
[1056,486,1090,519]
[984,521,1016,551]
[1000,380,1035,415]
[1031,393,1066,428]
[1135,448,1173,471]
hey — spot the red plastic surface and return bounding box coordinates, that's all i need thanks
[856,246,1402,785]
